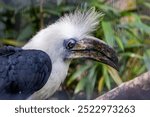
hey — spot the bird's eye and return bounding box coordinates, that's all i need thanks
[65,38,77,49]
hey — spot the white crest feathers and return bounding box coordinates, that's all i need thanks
[56,9,103,36]
[23,9,103,50]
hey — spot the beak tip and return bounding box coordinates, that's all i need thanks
[115,65,119,71]
[114,58,119,71]
[110,62,119,71]
[109,54,119,71]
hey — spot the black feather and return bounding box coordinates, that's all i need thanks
[0,46,52,100]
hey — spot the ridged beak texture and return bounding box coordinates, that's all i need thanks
[67,37,119,70]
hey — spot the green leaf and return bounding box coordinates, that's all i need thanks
[115,36,124,51]
[59,6,75,12]
[130,14,150,34]
[103,66,111,90]
[121,52,143,59]
[92,3,119,16]
[143,2,150,8]
[44,9,61,16]
[17,24,34,41]
[98,76,104,92]
[144,49,150,70]
[0,39,24,46]
[74,77,86,94]
[127,38,140,46]
[67,65,90,86]
[85,65,97,99]
[0,2,14,11]
[107,66,122,85]
[102,21,114,46]
[86,73,97,99]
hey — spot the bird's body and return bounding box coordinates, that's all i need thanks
[0,46,51,99]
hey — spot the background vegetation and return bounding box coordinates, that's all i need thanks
[0,0,149,99]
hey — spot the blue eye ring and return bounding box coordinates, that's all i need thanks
[65,38,77,49]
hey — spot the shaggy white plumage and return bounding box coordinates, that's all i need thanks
[23,9,102,99]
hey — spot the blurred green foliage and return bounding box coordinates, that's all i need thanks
[0,0,149,99]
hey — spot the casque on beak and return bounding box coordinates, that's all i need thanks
[66,37,119,70]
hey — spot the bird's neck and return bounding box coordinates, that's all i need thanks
[23,32,70,99]
[28,58,70,99]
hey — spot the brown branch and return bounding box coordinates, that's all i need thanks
[96,71,150,100]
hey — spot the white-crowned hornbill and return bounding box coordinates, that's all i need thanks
[24,9,118,99]
[0,9,118,99]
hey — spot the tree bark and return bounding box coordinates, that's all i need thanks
[96,71,150,100]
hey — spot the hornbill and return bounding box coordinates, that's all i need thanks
[0,46,52,99]
[0,9,118,99]
[23,9,119,100]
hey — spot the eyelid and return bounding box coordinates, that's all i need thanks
[64,38,77,49]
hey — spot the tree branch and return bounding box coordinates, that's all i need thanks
[96,71,150,100]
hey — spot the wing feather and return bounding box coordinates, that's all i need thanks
[0,46,52,99]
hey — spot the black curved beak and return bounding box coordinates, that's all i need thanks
[66,37,119,70]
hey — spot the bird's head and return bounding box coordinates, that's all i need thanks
[24,9,119,71]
